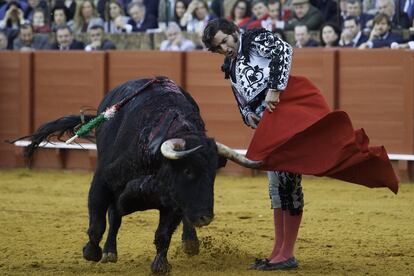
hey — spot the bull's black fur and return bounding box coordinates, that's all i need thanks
[20,76,226,273]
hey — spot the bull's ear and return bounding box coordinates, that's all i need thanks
[217,155,227,169]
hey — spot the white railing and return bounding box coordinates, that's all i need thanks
[13,140,414,161]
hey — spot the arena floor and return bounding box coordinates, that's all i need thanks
[0,169,413,275]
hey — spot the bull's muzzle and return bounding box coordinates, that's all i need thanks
[192,214,214,227]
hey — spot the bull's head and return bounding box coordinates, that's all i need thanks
[159,138,261,227]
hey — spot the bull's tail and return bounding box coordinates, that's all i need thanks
[7,115,95,158]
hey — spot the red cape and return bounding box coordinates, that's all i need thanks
[246,75,399,194]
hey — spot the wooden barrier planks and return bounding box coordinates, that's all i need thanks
[338,49,413,154]
[291,48,337,108]
[107,51,184,90]
[0,49,413,180]
[31,51,106,169]
[0,52,31,167]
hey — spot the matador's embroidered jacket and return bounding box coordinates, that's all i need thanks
[224,28,293,125]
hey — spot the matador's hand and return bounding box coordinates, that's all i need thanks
[265,89,280,113]
[246,112,260,129]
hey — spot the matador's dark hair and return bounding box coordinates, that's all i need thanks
[202,18,239,52]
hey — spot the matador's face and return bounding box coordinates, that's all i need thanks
[211,31,240,59]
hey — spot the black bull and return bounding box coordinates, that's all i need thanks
[17,77,261,273]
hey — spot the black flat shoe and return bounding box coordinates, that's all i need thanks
[248,258,269,270]
[257,257,299,271]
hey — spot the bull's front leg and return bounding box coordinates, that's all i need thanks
[151,208,182,274]
[181,216,200,256]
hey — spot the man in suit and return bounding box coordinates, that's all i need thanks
[284,0,324,31]
[344,0,374,30]
[339,16,368,47]
[127,2,157,32]
[400,0,414,26]
[359,13,404,48]
[294,24,319,47]
[84,24,116,51]
[13,23,49,50]
[50,25,84,50]
[377,0,411,29]
[246,0,269,29]
[0,30,8,50]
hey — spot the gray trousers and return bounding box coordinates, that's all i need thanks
[267,171,304,215]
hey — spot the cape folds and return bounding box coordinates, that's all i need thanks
[246,75,399,194]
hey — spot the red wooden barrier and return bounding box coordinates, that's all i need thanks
[107,51,184,90]
[338,49,413,154]
[0,50,412,180]
[291,48,337,108]
[30,51,106,169]
[0,52,31,167]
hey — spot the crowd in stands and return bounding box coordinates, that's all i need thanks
[0,0,413,51]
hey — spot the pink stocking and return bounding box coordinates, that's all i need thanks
[268,208,284,259]
[270,210,302,263]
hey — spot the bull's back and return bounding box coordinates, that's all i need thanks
[94,77,203,165]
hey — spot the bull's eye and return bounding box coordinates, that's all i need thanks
[183,168,195,179]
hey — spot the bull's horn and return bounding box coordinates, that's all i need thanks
[161,138,202,160]
[216,142,263,169]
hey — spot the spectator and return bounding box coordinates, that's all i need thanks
[182,0,216,33]
[363,0,377,15]
[24,0,48,21]
[160,21,195,50]
[284,0,324,31]
[345,0,374,31]
[0,1,26,31]
[73,0,104,34]
[339,0,348,23]
[158,0,180,24]
[174,0,189,30]
[13,23,49,50]
[339,16,368,47]
[359,13,404,48]
[310,0,338,23]
[391,34,414,49]
[0,0,28,21]
[246,0,269,29]
[0,30,8,49]
[50,25,84,50]
[391,41,414,49]
[400,0,414,25]
[84,24,116,51]
[228,0,252,30]
[319,22,340,47]
[294,24,319,47]
[261,0,285,31]
[51,4,74,32]
[104,0,131,33]
[127,2,158,32]
[377,0,411,29]
[211,0,227,18]
[31,8,51,33]
[59,0,76,21]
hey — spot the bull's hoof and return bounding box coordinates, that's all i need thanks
[101,252,118,263]
[182,239,200,256]
[83,242,102,262]
[151,255,172,274]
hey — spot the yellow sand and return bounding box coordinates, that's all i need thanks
[0,169,413,275]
